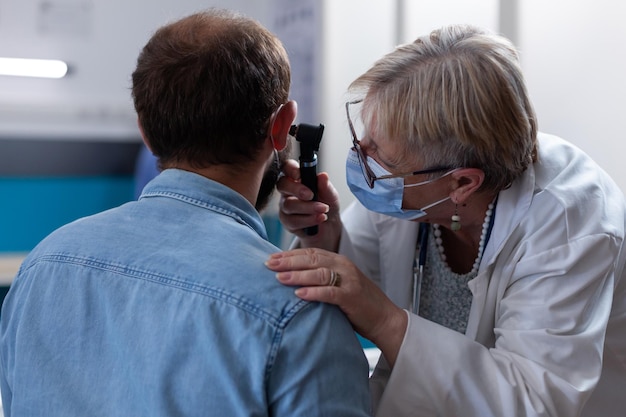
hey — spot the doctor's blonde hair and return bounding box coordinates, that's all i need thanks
[349,24,538,192]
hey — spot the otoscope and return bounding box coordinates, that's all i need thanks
[289,123,325,236]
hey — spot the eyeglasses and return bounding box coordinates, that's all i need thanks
[346,99,454,189]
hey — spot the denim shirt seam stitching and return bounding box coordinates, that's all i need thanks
[23,254,289,326]
[142,190,253,229]
[264,299,312,384]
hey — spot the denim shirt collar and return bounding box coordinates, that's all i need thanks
[139,168,269,241]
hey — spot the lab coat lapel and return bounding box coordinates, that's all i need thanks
[377,216,419,310]
[465,164,536,342]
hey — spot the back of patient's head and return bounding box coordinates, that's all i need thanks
[132,8,291,169]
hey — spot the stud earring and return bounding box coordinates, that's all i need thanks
[451,205,461,231]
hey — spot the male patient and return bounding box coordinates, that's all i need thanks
[0,9,371,416]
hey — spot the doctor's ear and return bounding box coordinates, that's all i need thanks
[450,168,485,204]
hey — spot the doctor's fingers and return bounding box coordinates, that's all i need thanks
[279,194,329,216]
[277,160,312,199]
[267,249,359,287]
[272,264,364,309]
[280,158,301,180]
[267,247,344,272]
[314,172,342,215]
[277,174,310,201]
[278,197,329,235]
[267,250,384,326]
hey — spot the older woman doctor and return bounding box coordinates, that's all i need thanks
[266,24,626,417]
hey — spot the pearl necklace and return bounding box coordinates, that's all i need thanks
[432,202,495,276]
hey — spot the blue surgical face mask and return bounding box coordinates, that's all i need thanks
[346,148,453,221]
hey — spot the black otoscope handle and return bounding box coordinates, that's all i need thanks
[291,123,324,236]
[300,155,318,235]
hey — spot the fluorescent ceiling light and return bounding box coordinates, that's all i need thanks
[0,57,68,79]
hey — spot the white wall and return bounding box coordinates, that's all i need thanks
[517,0,626,192]
[401,0,500,40]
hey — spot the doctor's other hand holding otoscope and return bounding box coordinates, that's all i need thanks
[266,23,626,417]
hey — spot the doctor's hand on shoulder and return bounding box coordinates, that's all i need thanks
[266,246,407,366]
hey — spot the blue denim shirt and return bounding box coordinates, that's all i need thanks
[0,169,371,416]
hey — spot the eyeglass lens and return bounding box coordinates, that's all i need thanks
[346,101,377,188]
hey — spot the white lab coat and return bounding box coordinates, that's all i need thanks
[338,133,626,417]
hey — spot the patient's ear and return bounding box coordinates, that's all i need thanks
[271,100,297,150]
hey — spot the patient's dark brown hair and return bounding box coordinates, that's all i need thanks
[132,8,291,169]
